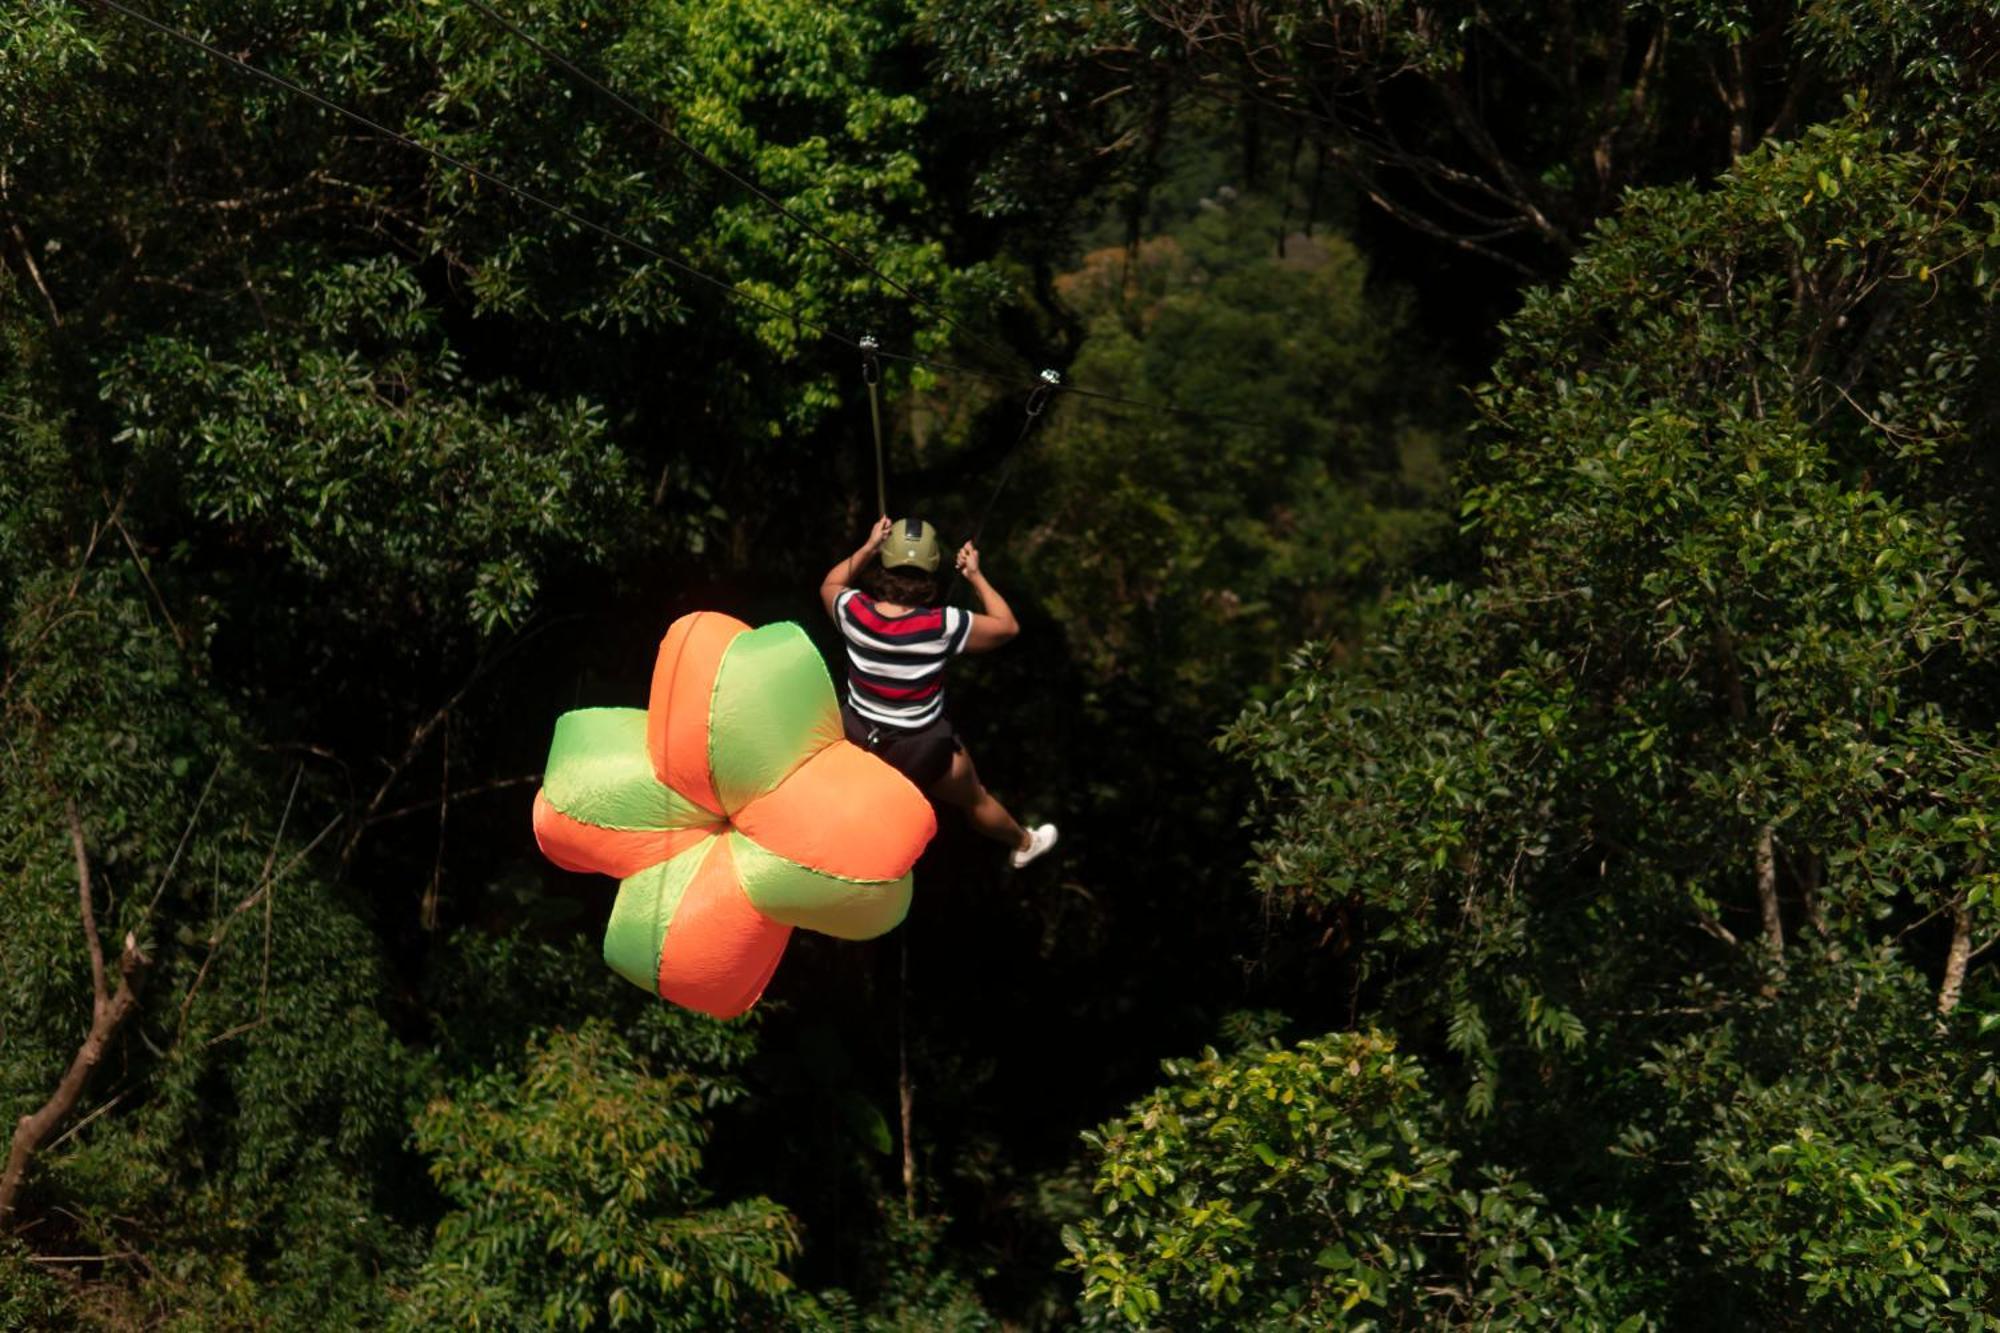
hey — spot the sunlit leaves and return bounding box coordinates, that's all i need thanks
[108,260,639,635]
[398,1020,816,1331]
[1064,1032,1642,1329]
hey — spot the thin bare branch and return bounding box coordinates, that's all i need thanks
[176,806,339,1037]
[67,803,107,1007]
[6,222,62,326]
[1693,908,1741,949]
[1755,824,1784,965]
[108,513,188,656]
[340,616,578,868]
[144,759,223,919]
[44,1089,129,1155]
[366,773,540,826]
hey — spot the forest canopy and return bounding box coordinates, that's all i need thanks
[4,0,2000,1328]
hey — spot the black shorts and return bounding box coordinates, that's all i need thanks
[841,701,962,792]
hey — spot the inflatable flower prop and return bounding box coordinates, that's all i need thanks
[532,611,936,1017]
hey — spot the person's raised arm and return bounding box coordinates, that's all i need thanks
[821,516,893,619]
[955,542,1019,653]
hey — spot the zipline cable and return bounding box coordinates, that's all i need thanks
[873,347,1048,391]
[461,0,1026,374]
[92,0,1285,435]
[1062,381,1280,431]
[876,349,1284,431]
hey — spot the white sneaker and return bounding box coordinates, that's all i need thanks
[1011,823,1059,869]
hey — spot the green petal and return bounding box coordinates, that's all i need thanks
[603,835,716,992]
[544,707,712,830]
[730,831,911,941]
[707,622,842,813]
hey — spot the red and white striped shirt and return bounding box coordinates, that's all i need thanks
[834,589,972,728]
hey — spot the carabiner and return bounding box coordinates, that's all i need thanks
[1025,368,1061,418]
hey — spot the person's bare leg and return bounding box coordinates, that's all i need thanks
[929,748,1029,851]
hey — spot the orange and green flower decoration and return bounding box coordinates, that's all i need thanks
[532,611,937,1017]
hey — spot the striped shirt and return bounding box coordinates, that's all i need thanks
[834,589,972,729]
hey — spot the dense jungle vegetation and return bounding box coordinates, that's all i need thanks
[5,0,2000,1327]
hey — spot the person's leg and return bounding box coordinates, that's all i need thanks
[929,747,1029,851]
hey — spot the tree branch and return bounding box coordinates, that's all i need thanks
[4,222,62,327]
[1,807,151,1230]
[70,805,107,1009]
[1693,908,1741,949]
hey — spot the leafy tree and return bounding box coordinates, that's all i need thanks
[1212,7,2000,1321]
[1128,0,1827,273]
[1064,1031,1643,1329]
[109,257,640,635]
[814,1210,1003,1333]
[1659,952,2000,1325]
[397,1019,817,1331]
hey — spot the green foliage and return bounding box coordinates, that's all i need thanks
[1064,1032,1642,1330]
[980,0,1860,275]
[817,1209,1003,1333]
[397,0,975,360]
[110,259,639,635]
[397,1019,817,1331]
[916,0,1172,229]
[1645,951,2000,1326]
[0,587,420,1323]
[1227,100,2000,1033]
[0,1237,74,1330]
[1215,37,2000,1330]
[1,0,1009,1317]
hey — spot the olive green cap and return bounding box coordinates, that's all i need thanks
[880,518,941,573]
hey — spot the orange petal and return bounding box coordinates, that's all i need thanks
[533,790,718,879]
[647,611,747,816]
[658,836,792,1018]
[732,740,936,882]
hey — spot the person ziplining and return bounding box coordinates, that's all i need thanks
[82,0,1261,1024]
[820,518,1059,868]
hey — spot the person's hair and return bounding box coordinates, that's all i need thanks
[860,558,939,608]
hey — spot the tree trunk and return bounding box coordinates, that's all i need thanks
[1755,823,1784,963]
[0,808,150,1230]
[1714,623,1783,978]
[1938,894,1972,1018]
[1799,851,1826,936]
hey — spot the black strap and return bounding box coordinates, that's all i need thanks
[968,369,1062,547]
[861,335,887,518]
[944,370,1062,600]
